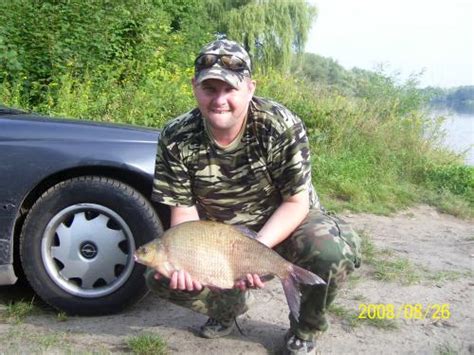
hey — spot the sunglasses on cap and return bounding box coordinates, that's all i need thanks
[194,54,250,73]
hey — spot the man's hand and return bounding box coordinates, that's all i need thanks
[234,273,265,291]
[154,270,203,292]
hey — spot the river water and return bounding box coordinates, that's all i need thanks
[432,110,474,166]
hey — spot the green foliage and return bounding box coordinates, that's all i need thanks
[350,66,429,118]
[291,53,354,94]
[35,64,196,127]
[1,298,36,324]
[0,0,212,106]
[1,0,471,217]
[205,0,316,72]
[256,71,433,213]
[422,164,473,202]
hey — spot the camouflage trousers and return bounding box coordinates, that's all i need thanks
[145,209,361,341]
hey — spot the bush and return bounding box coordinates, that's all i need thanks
[1,2,471,217]
[422,164,473,203]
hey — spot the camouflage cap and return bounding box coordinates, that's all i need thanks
[194,39,252,89]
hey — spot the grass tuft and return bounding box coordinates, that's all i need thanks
[360,231,377,265]
[328,304,359,329]
[1,298,36,324]
[360,230,421,285]
[436,342,459,355]
[374,257,421,285]
[359,316,399,330]
[127,333,168,355]
[56,312,68,322]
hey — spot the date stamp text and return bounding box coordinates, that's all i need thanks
[358,303,451,320]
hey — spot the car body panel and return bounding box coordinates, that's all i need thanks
[0,112,161,283]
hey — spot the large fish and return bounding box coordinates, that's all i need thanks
[134,220,325,319]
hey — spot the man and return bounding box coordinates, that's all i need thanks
[147,38,361,354]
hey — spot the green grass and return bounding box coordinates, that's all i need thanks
[56,311,68,322]
[425,270,462,282]
[127,333,168,355]
[423,269,472,284]
[327,304,359,329]
[328,303,398,330]
[346,274,362,288]
[360,231,377,265]
[0,326,69,353]
[360,230,472,285]
[35,332,67,351]
[436,342,460,355]
[374,257,421,285]
[361,229,473,285]
[360,230,421,285]
[358,316,399,330]
[350,293,368,302]
[420,188,473,219]
[1,298,37,324]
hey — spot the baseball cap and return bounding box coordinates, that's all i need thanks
[194,39,252,89]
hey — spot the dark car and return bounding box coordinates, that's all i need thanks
[0,106,170,315]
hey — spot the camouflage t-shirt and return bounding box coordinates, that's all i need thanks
[152,96,319,230]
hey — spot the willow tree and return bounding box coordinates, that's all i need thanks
[204,0,317,73]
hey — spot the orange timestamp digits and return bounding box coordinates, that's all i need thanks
[358,303,451,320]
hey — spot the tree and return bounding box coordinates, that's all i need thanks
[291,53,354,93]
[204,0,317,73]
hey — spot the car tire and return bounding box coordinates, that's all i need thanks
[20,176,162,315]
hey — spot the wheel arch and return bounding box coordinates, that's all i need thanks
[19,165,152,213]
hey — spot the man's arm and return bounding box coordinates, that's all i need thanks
[170,205,200,227]
[257,189,310,248]
[235,189,310,291]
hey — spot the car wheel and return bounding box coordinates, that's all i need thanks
[20,176,162,315]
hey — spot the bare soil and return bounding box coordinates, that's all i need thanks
[1,204,473,354]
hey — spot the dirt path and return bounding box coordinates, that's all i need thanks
[1,205,473,354]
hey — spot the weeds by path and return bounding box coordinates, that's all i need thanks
[127,333,168,355]
[0,298,37,324]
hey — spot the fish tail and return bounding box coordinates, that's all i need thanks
[290,264,325,286]
[281,265,326,320]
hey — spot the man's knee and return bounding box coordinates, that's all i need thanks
[281,210,360,277]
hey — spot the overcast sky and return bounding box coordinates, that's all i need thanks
[305,0,473,88]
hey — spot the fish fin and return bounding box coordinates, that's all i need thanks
[291,264,326,285]
[233,225,259,239]
[281,275,301,320]
[260,274,275,282]
[281,265,326,320]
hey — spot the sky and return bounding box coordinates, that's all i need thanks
[305,0,473,88]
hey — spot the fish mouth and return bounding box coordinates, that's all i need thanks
[133,253,146,266]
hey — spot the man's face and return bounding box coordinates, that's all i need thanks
[192,78,255,134]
